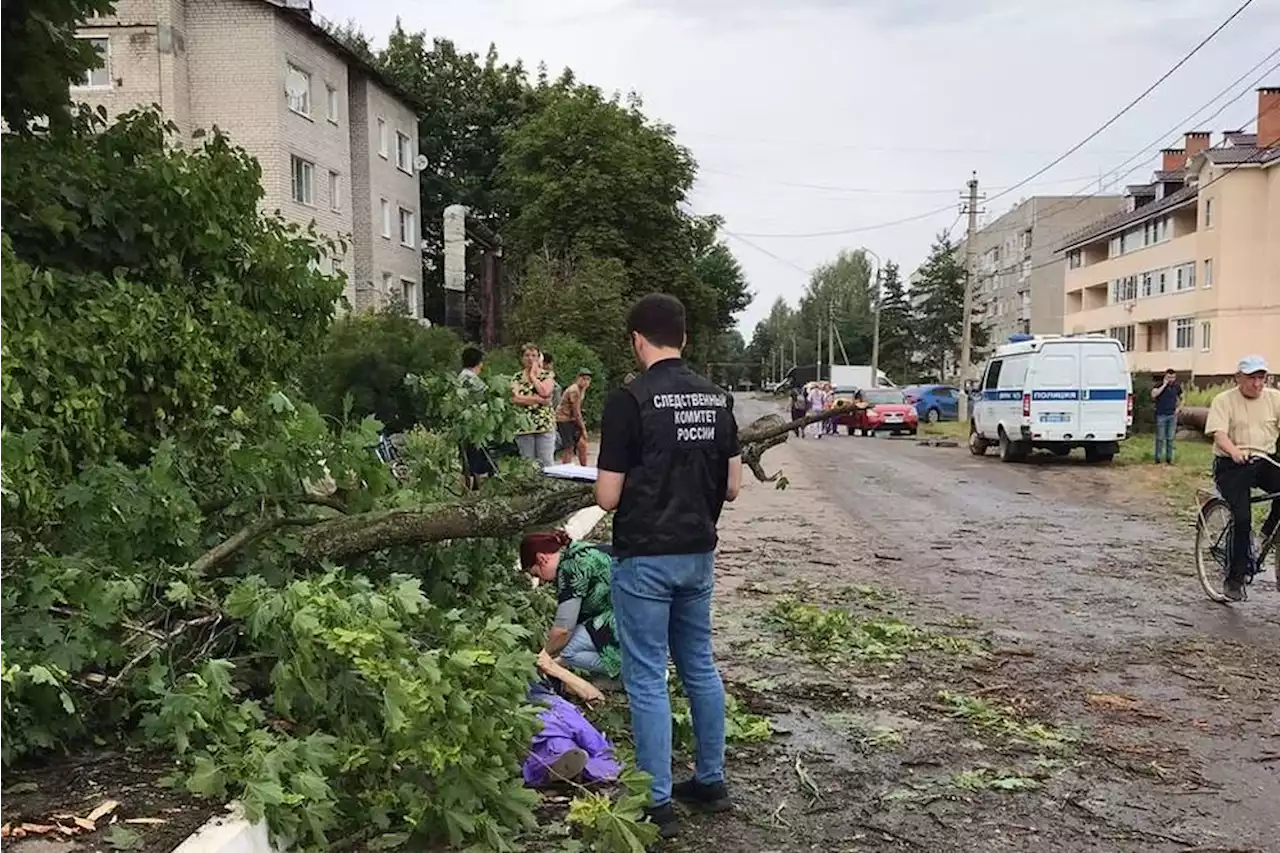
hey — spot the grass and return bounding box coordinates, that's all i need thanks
[921,420,968,440]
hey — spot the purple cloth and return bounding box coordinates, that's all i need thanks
[523,686,621,787]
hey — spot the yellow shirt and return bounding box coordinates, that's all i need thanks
[1203,386,1280,457]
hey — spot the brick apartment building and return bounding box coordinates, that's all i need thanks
[72,0,424,317]
[1059,88,1280,382]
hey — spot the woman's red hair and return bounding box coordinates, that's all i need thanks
[519,530,571,570]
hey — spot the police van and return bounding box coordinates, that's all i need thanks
[969,334,1132,463]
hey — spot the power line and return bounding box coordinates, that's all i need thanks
[696,166,1105,197]
[968,55,1280,241]
[983,0,1258,208]
[719,4,1259,244]
[732,202,958,240]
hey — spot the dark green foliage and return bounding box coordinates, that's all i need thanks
[304,310,462,434]
[912,233,988,380]
[1,110,343,508]
[1,0,116,132]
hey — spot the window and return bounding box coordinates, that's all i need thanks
[1174,262,1195,292]
[76,37,110,88]
[1067,249,1083,270]
[1021,230,1032,251]
[290,155,314,205]
[1112,275,1137,303]
[380,198,391,238]
[982,360,1003,390]
[328,171,341,211]
[1200,320,1212,352]
[377,118,388,158]
[1156,268,1168,295]
[1109,235,1122,258]
[398,207,416,247]
[1203,258,1213,288]
[395,131,413,172]
[401,278,419,317]
[326,84,338,123]
[1108,325,1135,352]
[1172,317,1194,350]
[1203,198,1214,229]
[1020,259,1031,279]
[381,271,394,295]
[286,64,311,116]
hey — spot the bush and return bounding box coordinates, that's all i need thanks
[1,109,342,517]
[303,309,462,434]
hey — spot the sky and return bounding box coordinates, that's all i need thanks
[315,0,1279,335]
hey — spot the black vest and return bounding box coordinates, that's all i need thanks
[613,359,737,558]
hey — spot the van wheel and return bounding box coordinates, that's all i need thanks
[998,430,1027,463]
[969,424,990,456]
[1084,445,1114,464]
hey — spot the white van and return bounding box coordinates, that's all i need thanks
[969,334,1132,463]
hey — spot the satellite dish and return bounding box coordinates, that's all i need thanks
[414,154,428,172]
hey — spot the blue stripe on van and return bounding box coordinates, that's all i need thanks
[981,390,1023,401]
[1085,389,1128,401]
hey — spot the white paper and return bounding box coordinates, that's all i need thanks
[542,464,599,482]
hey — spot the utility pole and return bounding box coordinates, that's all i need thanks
[826,301,834,379]
[958,171,981,423]
[870,266,882,380]
[816,311,823,379]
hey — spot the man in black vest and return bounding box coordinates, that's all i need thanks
[595,293,742,837]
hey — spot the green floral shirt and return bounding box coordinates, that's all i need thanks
[511,370,556,436]
[556,542,621,677]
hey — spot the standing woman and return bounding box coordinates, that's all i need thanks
[511,343,557,467]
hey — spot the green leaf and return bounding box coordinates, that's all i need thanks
[104,824,144,851]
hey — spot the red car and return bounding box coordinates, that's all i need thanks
[836,387,919,436]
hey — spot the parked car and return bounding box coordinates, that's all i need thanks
[836,387,919,436]
[903,384,961,423]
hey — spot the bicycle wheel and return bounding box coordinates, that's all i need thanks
[1194,497,1232,603]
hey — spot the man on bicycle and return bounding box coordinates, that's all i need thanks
[1204,355,1280,601]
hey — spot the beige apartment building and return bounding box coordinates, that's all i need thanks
[1060,88,1280,382]
[72,0,423,316]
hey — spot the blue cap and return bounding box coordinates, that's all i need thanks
[1237,355,1269,375]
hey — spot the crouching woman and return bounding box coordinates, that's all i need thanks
[521,531,621,678]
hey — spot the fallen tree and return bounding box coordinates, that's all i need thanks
[189,403,851,571]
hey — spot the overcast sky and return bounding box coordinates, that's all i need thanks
[316,0,1278,334]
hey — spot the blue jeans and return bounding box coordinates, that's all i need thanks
[611,553,725,807]
[560,624,606,674]
[1154,414,1176,462]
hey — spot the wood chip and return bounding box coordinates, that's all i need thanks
[86,799,121,823]
[19,823,58,834]
[124,818,167,825]
[0,824,10,839]
[74,817,98,831]
[1086,692,1141,711]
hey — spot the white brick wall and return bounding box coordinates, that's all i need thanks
[348,74,422,313]
[71,0,423,313]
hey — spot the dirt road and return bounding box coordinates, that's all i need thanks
[675,396,1278,853]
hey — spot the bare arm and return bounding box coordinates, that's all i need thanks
[531,371,555,398]
[725,455,743,502]
[572,390,585,429]
[1213,429,1246,463]
[595,469,624,511]
[543,626,571,656]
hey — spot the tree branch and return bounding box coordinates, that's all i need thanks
[190,515,320,574]
[298,484,596,561]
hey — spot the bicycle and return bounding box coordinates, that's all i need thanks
[1194,454,1280,602]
